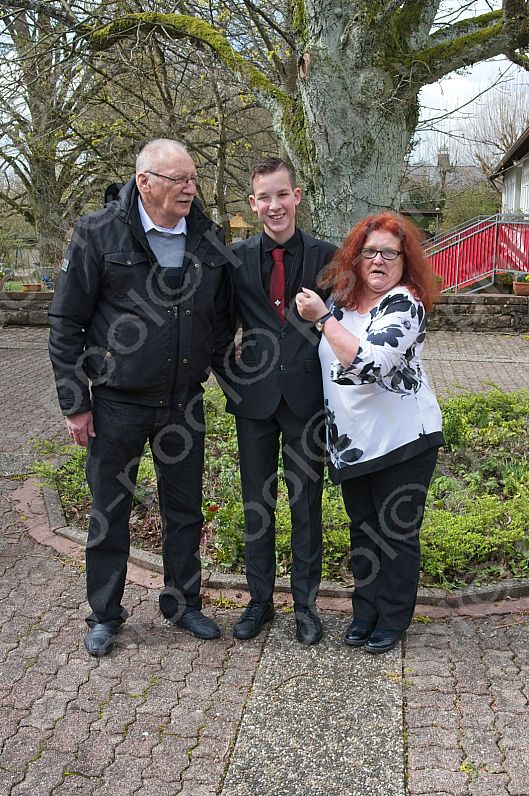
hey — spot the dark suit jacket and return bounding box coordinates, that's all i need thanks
[226,231,337,420]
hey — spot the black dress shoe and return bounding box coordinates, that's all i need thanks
[344,619,375,647]
[365,629,405,655]
[84,622,119,657]
[295,605,323,645]
[172,610,221,640]
[233,601,275,640]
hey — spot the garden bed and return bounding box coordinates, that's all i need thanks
[33,386,529,590]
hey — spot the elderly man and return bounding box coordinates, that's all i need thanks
[49,139,231,656]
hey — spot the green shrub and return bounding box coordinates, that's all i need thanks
[212,501,245,568]
[32,443,90,519]
[421,490,529,586]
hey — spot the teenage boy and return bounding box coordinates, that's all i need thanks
[226,157,336,644]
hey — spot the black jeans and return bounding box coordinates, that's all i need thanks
[85,396,205,627]
[341,448,438,632]
[236,400,325,607]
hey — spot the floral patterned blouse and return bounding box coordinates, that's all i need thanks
[318,286,444,483]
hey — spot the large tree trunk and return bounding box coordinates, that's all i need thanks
[30,155,69,273]
[35,212,68,273]
[287,57,419,240]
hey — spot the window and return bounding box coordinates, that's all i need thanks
[520,164,529,213]
[503,171,516,212]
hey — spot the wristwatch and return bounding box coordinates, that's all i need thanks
[314,311,333,332]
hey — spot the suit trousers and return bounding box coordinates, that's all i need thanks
[236,399,325,606]
[85,396,205,627]
[341,447,438,632]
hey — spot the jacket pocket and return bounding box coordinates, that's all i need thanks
[195,256,224,299]
[103,250,149,298]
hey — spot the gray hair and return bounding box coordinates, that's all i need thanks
[136,139,189,173]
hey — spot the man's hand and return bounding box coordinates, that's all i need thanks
[295,287,328,322]
[66,411,96,447]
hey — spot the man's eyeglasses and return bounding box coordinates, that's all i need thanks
[146,170,198,186]
[360,247,402,261]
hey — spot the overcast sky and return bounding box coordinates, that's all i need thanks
[412,1,529,164]
[414,59,529,163]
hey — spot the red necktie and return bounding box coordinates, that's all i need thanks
[269,247,285,323]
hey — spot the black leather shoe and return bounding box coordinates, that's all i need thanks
[233,601,275,640]
[344,619,375,647]
[172,610,221,640]
[365,629,405,655]
[84,623,119,657]
[295,605,323,645]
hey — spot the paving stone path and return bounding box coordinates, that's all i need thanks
[404,616,529,796]
[0,478,264,796]
[1,326,529,796]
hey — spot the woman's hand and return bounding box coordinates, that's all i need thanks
[297,287,361,367]
[295,287,328,322]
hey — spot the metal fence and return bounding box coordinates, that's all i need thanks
[424,213,529,292]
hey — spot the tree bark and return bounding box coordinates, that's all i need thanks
[295,61,419,239]
[211,85,231,240]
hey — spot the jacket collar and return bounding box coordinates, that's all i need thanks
[114,177,219,249]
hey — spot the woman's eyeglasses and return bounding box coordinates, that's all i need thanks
[360,247,402,260]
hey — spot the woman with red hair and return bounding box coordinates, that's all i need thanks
[296,211,443,654]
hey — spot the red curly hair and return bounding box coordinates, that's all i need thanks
[319,211,439,312]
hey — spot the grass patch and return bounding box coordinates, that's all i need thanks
[33,387,529,589]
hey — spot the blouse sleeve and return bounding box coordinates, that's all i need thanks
[330,292,426,388]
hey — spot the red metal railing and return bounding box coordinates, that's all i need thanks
[424,214,529,291]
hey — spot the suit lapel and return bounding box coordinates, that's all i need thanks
[299,231,319,289]
[284,231,325,327]
[245,236,263,295]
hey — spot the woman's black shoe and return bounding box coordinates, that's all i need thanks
[365,629,405,654]
[344,620,375,647]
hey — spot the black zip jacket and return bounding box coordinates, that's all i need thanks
[48,177,232,415]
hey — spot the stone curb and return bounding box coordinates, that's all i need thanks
[42,484,529,609]
[42,485,165,575]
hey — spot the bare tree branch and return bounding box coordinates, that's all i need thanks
[0,0,77,25]
[90,13,289,112]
